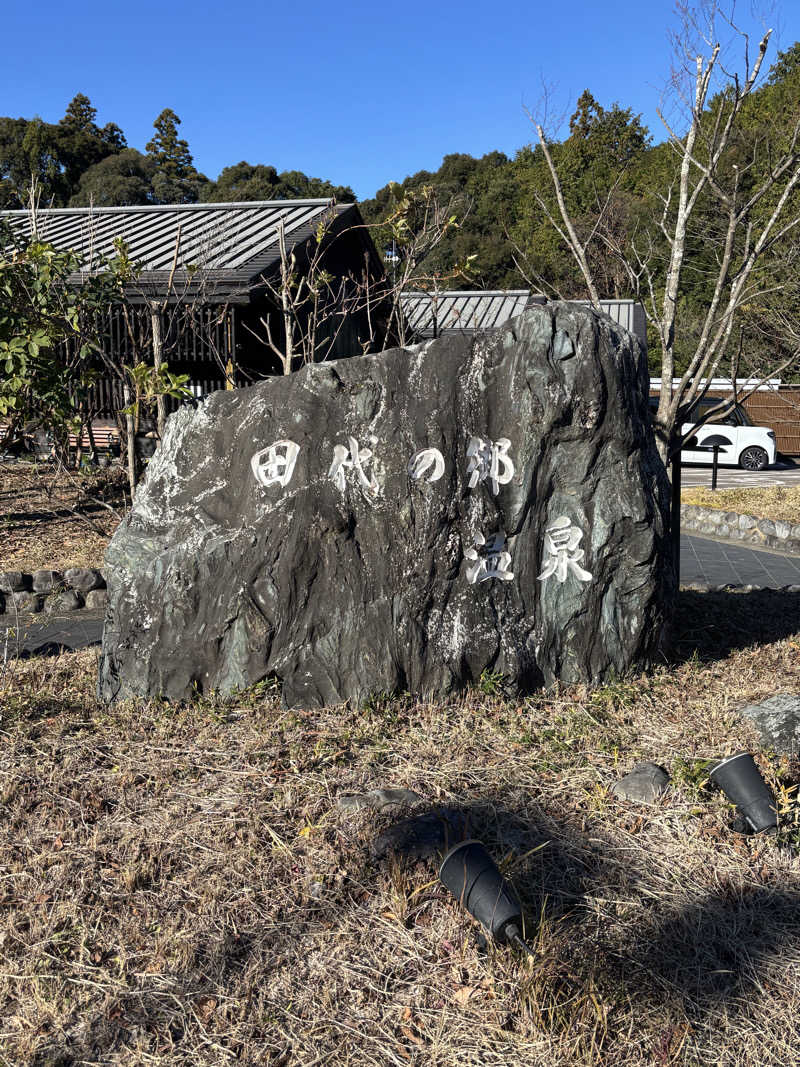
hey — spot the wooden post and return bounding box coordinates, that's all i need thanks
[123,381,136,499]
[150,303,166,438]
[671,447,681,586]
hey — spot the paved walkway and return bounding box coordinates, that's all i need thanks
[680,458,800,489]
[681,534,800,588]
[0,609,105,657]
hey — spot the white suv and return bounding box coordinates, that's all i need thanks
[678,398,777,470]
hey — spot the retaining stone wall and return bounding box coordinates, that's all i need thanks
[0,568,107,617]
[680,504,800,556]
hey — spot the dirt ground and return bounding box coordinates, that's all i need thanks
[1,588,799,1066]
[0,462,127,572]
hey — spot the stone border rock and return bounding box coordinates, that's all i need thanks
[0,567,107,617]
[681,503,800,557]
[682,581,800,593]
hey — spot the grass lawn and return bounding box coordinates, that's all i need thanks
[1,588,800,1065]
[682,486,800,525]
[2,464,800,1064]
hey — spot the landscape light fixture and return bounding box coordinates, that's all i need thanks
[709,752,778,834]
[438,839,534,955]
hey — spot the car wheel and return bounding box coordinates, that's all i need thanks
[739,446,768,471]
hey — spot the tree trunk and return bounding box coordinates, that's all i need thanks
[86,417,98,463]
[123,382,136,499]
[151,304,166,438]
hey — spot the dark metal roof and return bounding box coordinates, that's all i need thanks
[587,298,647,344]
[0,200,363,301]
[401,290,537,337]
[401,290,647,347]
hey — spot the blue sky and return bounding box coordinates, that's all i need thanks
[3,1,799,200]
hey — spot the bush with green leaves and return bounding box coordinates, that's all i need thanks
[0,226,190,460]
[0,231,115,448]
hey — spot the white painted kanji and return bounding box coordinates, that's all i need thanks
[466,436,514,495]
[537,516,593,584]
[250,440,300,489]
[328,436,379,494]
[408,447,445,483]
[465,530,514,584]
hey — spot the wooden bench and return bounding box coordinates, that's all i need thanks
[68,426,121,454]
[2,422,121,458]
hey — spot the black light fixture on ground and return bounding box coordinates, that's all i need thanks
[709,752,778,834]
[438,839,533,954]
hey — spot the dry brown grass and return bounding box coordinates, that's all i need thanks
[682,486,800,525]
[0,462,126,573]
[1,590,800,1065]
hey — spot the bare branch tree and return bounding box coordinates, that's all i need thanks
[376,184,475,346]
[533,128,604,307]
[244,211,369,374]
[532,3,800,460]
[150,225,182,436]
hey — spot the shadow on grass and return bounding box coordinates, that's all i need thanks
[368,801,596,930]
[26,786,798,1065]
[15,639,102,660]
[608,886,800,1022]
[0,691,94,727]
[367,800,800,1015]
[26,798,606,1064]
[674,589,800,663]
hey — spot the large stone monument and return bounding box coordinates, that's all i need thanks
[98,302,675,707]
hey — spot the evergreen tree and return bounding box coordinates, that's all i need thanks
[203,161,355,204]
[0,116,67,206]
[145,108,194,178]
[767,40,800,84]
[56,93,123,198]
[61,93,96,130]
[70,149,155,207]
[21,118,67,205]
[202,161,281,201]
[0,117,33,207]
[145,109,207,203]
[99,122,127,153]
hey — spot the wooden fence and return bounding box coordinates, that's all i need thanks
[741,388,800,456]
[651,384,800,456]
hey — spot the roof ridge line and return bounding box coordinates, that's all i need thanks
[0,198,340,217]
[402,289,531,297]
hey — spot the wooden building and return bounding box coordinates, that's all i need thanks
[1,199,386,418]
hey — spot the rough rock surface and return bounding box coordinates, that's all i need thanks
[738,693,800,757]
[11,591,42,614]
[610,762,670,805]
[32,569,63,594]
[64,567,105,594]
[0,571,30,594]
[98,302,674,707]
[48,590,85,613]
